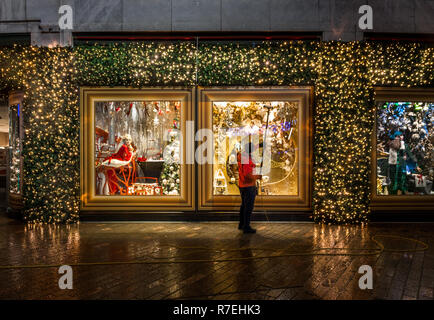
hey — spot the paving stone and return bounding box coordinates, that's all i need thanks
[0,214,433,300]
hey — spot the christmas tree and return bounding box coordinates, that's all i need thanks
[160,162,180,195]
[160,122,180,195]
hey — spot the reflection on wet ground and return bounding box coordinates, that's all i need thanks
[0,215,433,300]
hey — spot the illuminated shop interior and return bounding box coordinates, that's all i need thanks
[94,100,181,197]
[212,101,298,196]
[376,101,434,196]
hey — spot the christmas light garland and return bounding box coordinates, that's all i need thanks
[0,41,432,224]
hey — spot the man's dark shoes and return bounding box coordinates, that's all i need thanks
[243,227,256,234]
[238,223,244,230]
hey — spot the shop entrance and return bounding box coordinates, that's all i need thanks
[4,91,24,213]
[0,94,8,209]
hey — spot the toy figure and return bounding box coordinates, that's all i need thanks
[387,131,419,195]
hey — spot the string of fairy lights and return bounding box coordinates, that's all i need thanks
[0,41,432,224]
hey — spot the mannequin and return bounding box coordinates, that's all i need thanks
[97,134,134,195]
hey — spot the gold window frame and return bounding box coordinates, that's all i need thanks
[80,87,195,212]
[371,87,434,211]
[197,86,313,211]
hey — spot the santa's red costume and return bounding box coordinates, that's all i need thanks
[97,135,134,195]
[104,144,132,194]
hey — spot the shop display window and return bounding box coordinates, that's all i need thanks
[212,101,298,196]
[94,100,181,196]
[372,88,434,211]
[81,88,194,211]
[198,87,312,211]
[376,102,434,196]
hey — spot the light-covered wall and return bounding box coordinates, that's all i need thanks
[0,0,433,42]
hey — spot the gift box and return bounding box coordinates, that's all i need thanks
[133,177,162,195]
[413,174,427,188]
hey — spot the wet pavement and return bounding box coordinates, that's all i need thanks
[0,214,433,300]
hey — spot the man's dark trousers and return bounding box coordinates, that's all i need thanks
[239,186,256,229]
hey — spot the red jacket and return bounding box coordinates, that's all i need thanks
[104,144,133,194]
[104,144,132,163]
[237,152,260,188]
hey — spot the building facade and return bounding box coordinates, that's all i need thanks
[0,0,433,223]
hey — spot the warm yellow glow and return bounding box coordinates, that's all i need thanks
[0,41,432,223]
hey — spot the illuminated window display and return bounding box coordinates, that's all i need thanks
[198,87,312,211]
[95,100,181,196]
[376,102,434,196]
[81,87,309,212]
[9,103,21,194]
[212,101,298,196]
[81,88,194,212]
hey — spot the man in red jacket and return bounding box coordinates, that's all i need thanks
[237,142,262,234]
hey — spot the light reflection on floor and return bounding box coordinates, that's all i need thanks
[0,215,433,300]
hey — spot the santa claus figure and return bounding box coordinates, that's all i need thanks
[97,134,135,195]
